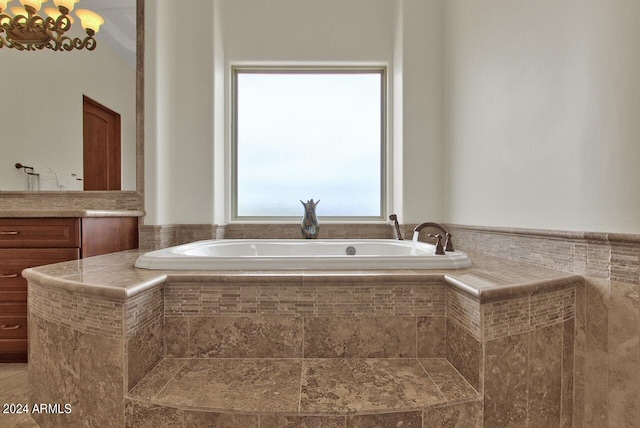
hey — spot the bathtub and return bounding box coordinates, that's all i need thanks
[134,239,472,270]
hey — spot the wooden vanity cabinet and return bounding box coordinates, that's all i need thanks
[0,217,138,362]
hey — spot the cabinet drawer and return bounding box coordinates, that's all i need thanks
[0,291,27,303]
[0,339,28,362]
[0,302,27,315]
[0,248,80,290]
[0,218,80,248]
[0,317,27,339]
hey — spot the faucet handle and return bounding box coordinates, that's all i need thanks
[444,232,454,252]
[427,233,445,255]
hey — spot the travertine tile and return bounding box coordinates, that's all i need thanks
[586,241,610,279]
[128,359,186,400]
[0,192,142,212]
[423,400,483,428]
[126,287,163,339]
[30,282,124,339]
[154,359,301,413]
[190,316,303,358]
[573,282,586,427]
[345,411,422,427]
[608,355,639,428]
[446,319,482,391]
[608,281,640,360]
[124,400,182,428]
[0,364,38,428]
[222,223,394,240]
[304,316,416,358]
[164,317,189,358]
[184,411,259,428]
[29,315,81,428]
[300,359,445,414]
[176,224,217,245]
[417,316,446,358]
[261,415,346,428]
[528,323,562,427]
[482,296,529,341]
[127,317,164,390]
[165,281,446,317]
[79,333,125,428]
[483,332,528,427]
[561,319,575,428]
[446,289,481,340]
[585,278,609,353]
[610,243,640,285]
[419,358,478,401]
[583,347,609,426]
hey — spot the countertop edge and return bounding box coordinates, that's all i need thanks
[0,209,145,218]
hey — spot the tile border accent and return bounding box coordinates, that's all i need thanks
[164,280,447,318]
[29,282,124,339]
[447,223,640,285]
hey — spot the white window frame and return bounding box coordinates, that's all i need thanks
[230,65,388,222]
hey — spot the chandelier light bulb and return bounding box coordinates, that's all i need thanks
[19,0,45,12]
[10,5,28,17]
[75,8,103,35]
[45,6,74,23]
[0,0,12,13]
[53,0,78,14]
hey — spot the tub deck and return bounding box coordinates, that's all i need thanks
[23,250,580,428]
[127,357,480,426]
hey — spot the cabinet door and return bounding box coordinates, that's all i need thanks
[0,219,80,248]
[81,217,138,257]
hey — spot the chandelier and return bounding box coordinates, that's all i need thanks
[0,0,103,51]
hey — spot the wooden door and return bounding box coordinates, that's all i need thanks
[83,95,121,190]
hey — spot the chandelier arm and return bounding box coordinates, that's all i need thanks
[82,35,96,50]
[50,14,71,33]
[1,12,13,31]
[1,9,98,51]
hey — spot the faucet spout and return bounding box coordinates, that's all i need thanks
[412,222,455,252]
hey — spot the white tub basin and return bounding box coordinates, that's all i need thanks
[134,239,472,270]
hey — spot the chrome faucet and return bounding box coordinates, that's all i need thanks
[413,222,455,252]
[389,214,404,240]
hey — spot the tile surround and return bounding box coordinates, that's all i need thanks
[25,224,592,428]
[449,223,640,428]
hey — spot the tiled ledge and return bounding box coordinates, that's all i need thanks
[125,357,481,426]
[447,223,640,244]
[22,249,582,304]
[447,223,640,284]
[26,247,577,428]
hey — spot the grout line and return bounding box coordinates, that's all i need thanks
[443,358,480,396]
[415,316,418,358]
[526,328,531,425]
[152,359,189,400]
[299,317,305,414]
[417,358,447,401]
[560,315,565,425]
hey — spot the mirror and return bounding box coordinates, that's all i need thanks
[0,0,138,192]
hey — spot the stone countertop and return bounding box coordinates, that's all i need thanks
[22,248,583,303]
[0,209,145,218]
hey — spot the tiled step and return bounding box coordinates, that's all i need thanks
[126,358,481,427]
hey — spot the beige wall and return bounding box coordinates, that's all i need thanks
[0,30,136,191]
[444,0,640,234]
[144,0,445,225]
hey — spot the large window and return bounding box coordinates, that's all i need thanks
[232,67,386,220]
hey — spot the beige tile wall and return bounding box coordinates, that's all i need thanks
[138,223,397,249]
[448,224,640,428]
